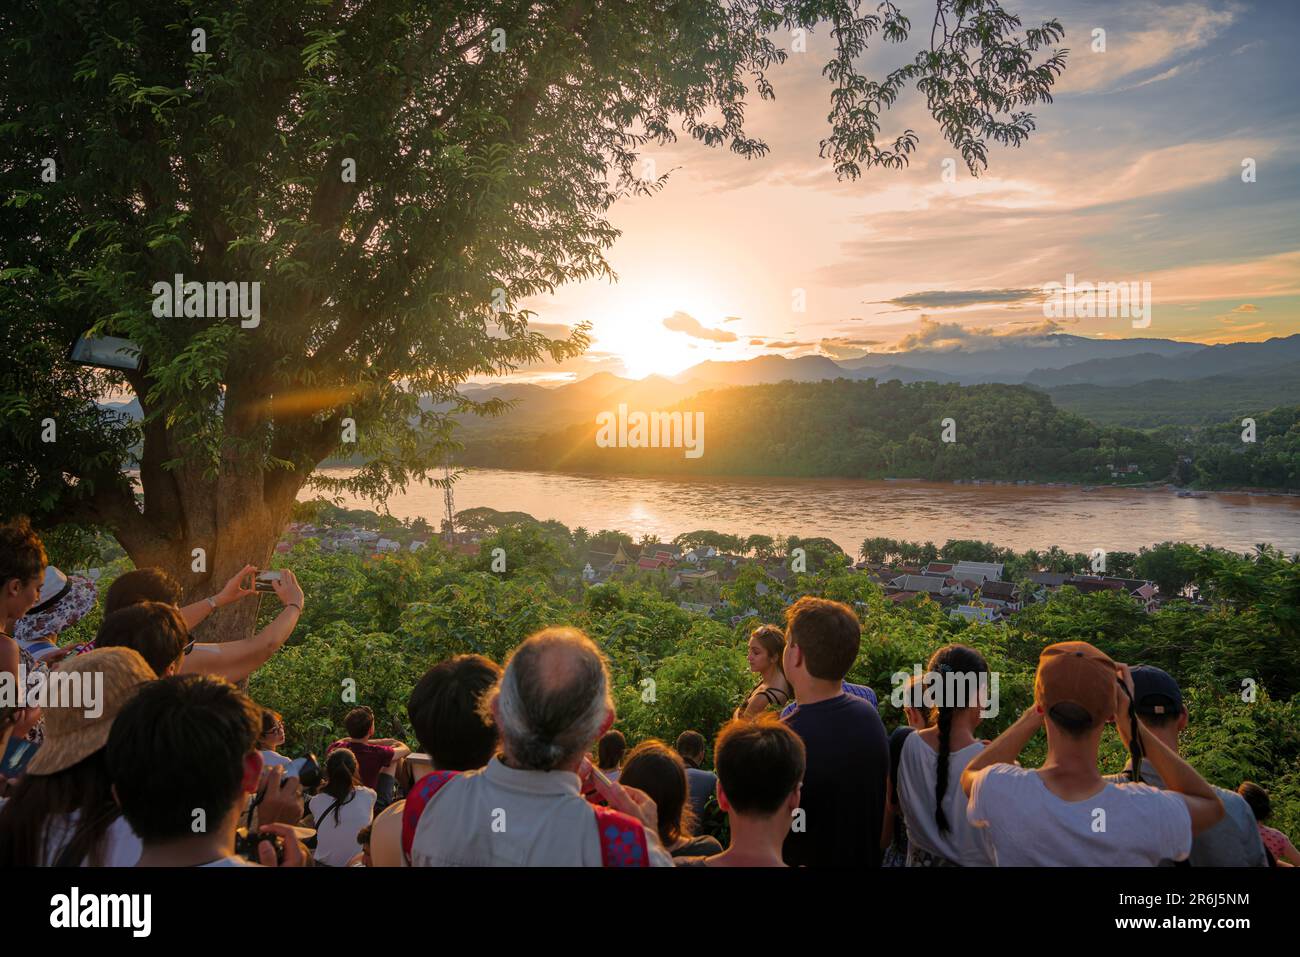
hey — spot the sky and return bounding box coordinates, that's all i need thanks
[506,0,1300,382]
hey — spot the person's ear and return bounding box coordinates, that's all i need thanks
[597,707,615,739]
[241,750,265,793]
[787,782,802,812]
[1177,708,1189,734]
[715,782,731,814]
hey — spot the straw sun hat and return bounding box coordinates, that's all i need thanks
[24,646,155,776]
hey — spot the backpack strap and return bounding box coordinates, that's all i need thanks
[593,805,650,867]
[401,770,459,865]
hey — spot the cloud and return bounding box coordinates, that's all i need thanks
[1056,3,1240,94]
[874,288,1041,310]
[662,310,738,342]
[819,336,885,360]
[888,316,1068,352]
[749,337,767,345]
[766,340,813,350]
[723,316,743,323]
[1231,303,1259,313]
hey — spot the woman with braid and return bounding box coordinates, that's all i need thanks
[896,645,993,866]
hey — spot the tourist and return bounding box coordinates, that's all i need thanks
[0,648,154,865]
[258,709,293,770]
[881,672,931,867]
[780,596,889,867]
[895,645,993,866]
[685,716,805,867]
[734,624,792,718]
[597,728,626,781]
[102,565,304,684]
[1102,666,1266,866]
[370,654,502,866]
[308,748,376,866]
[94,601,191,677]
[405,627,673,866]
[617,740,722,858]
[350,824,373,867]
[13,565,97,663]
[326,705,410,804]
[106,674,307,866]
[1237,782,1300,866]
[674,730,717,823]
[962,642,1225,866]
[1,516,51,763]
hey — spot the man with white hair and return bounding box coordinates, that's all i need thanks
[405,627,674,866]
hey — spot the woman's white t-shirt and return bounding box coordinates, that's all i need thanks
[309,786,377,866]
[42,811,143,866]
[260,750,293,770]
[897,733,991,866]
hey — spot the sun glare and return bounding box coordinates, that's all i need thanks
[590,279,742,379]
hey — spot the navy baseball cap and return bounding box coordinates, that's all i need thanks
[1130,665,1183,716]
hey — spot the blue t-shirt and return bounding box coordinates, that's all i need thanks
[782,692,889,868]
[780,681,876,720]
[685,767,717,822]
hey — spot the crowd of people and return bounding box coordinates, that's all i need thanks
[2,515,1298,868]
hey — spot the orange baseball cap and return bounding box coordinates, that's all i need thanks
[1035,641,1118,725]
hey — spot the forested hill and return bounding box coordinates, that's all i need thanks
[460,379,1176,483]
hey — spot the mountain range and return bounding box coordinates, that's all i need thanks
[97,333,1300,434]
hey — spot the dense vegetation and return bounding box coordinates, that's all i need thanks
[49,508,1300,843]
[463,379,1176,482]
[459,379,1300,491]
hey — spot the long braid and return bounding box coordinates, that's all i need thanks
[933,662,954,834]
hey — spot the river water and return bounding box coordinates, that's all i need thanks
[307,468,1300,555]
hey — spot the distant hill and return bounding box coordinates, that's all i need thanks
[1028,335,1300,388]
[460,378,1178,483]
[1046,362,1300,427]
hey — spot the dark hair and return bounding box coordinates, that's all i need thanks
[0,516,46,591]
[0,750,119,866]
[714,715,805,816]
[407,655,501,770]
[344,706,375,739]
[784,596,860,681]
[597,729,626,771]
[1046,701,1097,736]
[106,675,261,843]
[749,624,787,680]
[618,740,693,846]
[94,602,189,676]
[319,749,361,826]
[925,644,989,834]
[675,730,706,766]
[258,709,284,749]
[104,567,183,613]
[356,824,372,848]
[1237,781,1271,822]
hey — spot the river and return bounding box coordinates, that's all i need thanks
[306,468,1300,555]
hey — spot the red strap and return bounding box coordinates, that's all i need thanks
[401,770,459,864]
[593,805,650,867]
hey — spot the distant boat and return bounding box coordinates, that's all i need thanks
[1177,490,1208,499]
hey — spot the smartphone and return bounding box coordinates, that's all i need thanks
[255,570,282,593]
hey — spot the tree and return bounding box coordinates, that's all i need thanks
[2,0,1066,642]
